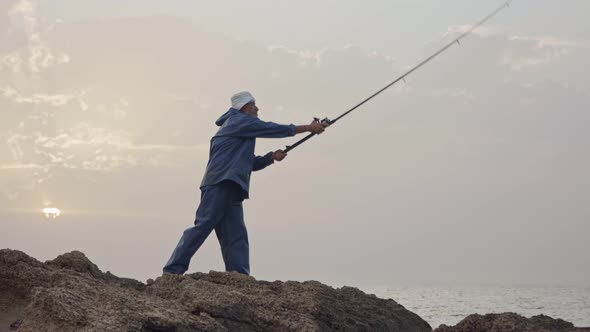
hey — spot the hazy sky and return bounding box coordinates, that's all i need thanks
[1,0,589,287]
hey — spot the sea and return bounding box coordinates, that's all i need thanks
[360,285,590,329]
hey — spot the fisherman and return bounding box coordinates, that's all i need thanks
[163,91,328,275]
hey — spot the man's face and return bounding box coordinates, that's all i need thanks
[241,102,259,118]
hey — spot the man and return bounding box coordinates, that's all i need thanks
[163,91,328,275]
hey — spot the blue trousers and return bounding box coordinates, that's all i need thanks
[163,181,249,275]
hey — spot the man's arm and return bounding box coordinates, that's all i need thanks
[252,150,288,172]
[252,152,274,172]
[235,117,328,138]
[296,120,328,134]
[251,119,328,171]
[237,117,296,138]
[250,118,328,171]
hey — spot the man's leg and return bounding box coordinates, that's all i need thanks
[214,185,250,275]
[163,184,229,274]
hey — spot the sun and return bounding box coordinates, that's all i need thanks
[42,207,61,219]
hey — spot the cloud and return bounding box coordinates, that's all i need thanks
[266,44,397,70]
[6,133,26,160]
[5,0,70,73]
[431,88,476,104]
[500,35,590,71]
[445,24,500,38]
[7,123,208,171]
[439,25,590,72]
[1,53,23,72]
[0,169,42,200]
[267,45,324,67]
[0,12,212,196]
[1,122,209,198]
[1,85,85,106]
[0,163,43,170]
[508,35,590,49]
[1,13,587,207]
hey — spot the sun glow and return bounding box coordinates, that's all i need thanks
[43,207,61,219]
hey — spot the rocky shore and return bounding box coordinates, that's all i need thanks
[0,249,587,332]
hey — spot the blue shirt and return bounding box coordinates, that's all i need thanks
[200,108,296,199]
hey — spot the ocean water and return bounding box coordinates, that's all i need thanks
[361,285,590,329]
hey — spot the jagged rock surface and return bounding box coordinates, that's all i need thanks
[434,312,590,332]
[0,249,431,332]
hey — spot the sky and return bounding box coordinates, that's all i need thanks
[1,0,589,287]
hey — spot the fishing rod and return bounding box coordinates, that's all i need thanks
[284,0,513,153]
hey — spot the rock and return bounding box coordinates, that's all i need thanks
[0,249,431,331]
[46,251,103,278]
[46,251,145,291]
[434,312,590,332]
[10,319,23,330]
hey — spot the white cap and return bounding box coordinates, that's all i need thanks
[231,91,255,110]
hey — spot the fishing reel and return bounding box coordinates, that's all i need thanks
[284,117,332,152]
[314,117,333,125]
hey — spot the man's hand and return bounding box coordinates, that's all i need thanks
[272,150,287,161]
[308,119,329,134]
[295,119,330,134]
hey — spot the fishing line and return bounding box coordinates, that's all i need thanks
[284,0,513,153]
